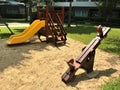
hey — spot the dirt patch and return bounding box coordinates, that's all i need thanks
[0,37,120,90]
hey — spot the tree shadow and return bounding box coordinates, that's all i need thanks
[66,68,117,87]
[0,38,64,72]
[106,54,120,66]
[67,25,97,35]
[1,18,28,23]
[101,38,120,56]
[13,28,25,33]
[0,33,11,38]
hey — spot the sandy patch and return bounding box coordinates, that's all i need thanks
[0,37,120,90]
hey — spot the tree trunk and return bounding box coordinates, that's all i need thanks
[68,1,72,27]
[29,0,33,24]
[24,0,28,21]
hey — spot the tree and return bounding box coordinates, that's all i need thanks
[96,0,120,22]
[24,0,29,21]
[14,0,30,21]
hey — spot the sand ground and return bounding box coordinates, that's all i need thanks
[0,37,120,90]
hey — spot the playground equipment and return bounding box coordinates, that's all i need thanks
[0,15,14,34]
[61,25,111,83]
[7,20,45,45]
[37,5,67,45]
[7,5,67,46]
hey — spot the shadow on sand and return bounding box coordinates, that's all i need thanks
[66,68,117,87]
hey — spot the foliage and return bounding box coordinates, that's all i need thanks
[53,0,57,1]
[96,0,120,21]
[53,0,73,1]
[101,77,120,90]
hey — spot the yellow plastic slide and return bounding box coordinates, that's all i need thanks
[7,20,45,45]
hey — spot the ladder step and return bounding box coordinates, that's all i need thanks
[56,40,65,44]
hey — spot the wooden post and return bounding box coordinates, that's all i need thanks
[45,5,49,41]
[61,7,64,25]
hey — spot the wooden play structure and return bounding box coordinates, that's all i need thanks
[61,25,111,83]
[36,5,67,45]
[6,5,67,46]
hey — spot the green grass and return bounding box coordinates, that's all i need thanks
[0,18,28,23]
[99,28,120,55]
[101,77,120,90]
[67,25,96,44]
[0,27,26,39]
[0,18,29,38]
[67,25,120,56]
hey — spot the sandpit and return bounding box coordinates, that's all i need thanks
[0,37,120,90]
